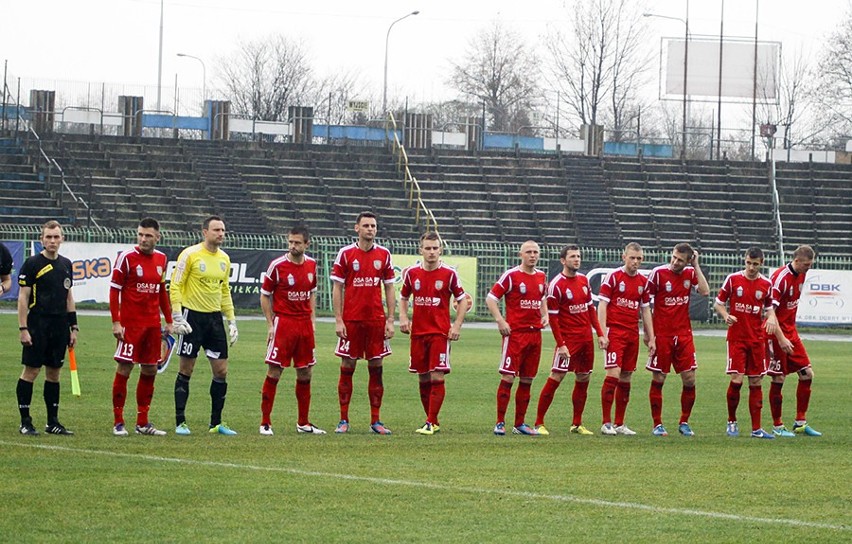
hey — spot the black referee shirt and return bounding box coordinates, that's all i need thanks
[18,253,73,315]
[0,242,12,276]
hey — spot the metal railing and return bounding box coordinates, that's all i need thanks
[23,126,99,228]
[386,112,442,244]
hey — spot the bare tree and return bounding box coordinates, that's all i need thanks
[815,6,852,141]
[218,35,314,121]
[754,49,830,151]
[447,21,541,133]
[547,0,651,138]
[306,70,370,126]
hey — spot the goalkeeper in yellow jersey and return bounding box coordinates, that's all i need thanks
[170,216,239,436]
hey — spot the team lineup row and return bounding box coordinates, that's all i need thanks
[11,214,822,439]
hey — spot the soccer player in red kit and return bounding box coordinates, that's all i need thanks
[486,240,548,436]
[110,218,173,436]
[714,247,779,439]
[399,232,471,435]
[598,242,655,436]
[331,212,396,435]
[534,245,605,436]
[259,226,325,436]
[767,244,821,437]
[645,242,709,437]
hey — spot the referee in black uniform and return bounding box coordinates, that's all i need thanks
[0,241,13,296]
[17,220,78,435]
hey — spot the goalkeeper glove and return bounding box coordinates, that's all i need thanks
[171,312,193,336]
[228,320,239,346]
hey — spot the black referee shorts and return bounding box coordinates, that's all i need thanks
[176,309,229,360]
[22,314,70,369]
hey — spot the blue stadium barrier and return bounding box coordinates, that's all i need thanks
[483,133,544,150]
[314,124,399,142]
[604,141,674,158]
[142,113,208,131]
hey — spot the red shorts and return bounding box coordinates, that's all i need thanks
[498,329,542,379]
[767,336,811,376]
[604,329,640,372]
[408,334,451,375]
[550,337,595,374]
[266,315,315,368]
[114,325,162,365]
[726,339,767,377]
[335,320,391,361]
[646,334,697,375]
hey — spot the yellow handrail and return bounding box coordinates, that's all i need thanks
[387,113,444,247]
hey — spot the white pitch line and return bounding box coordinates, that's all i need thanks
[2,440,848,532]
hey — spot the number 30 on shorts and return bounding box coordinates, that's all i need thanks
[178,341,194,356]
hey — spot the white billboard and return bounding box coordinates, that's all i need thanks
[798,269,852,326]
[60,242,127,303]
[664,38,780,101]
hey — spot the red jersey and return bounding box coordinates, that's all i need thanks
[716,271,773,343]
[400,263,465,336]
[331,242,395,321]
[546,272,601,344]
[770,264,805,338]
[109,247,170,328]
[598,267,650,333]
[488,266,547,331]
[260,254,317,318]
[647,264,699,336]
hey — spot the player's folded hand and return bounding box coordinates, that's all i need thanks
[171,312,193,336]
[228,320,239,345]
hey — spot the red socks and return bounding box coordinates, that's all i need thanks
[367,366,384,424]
[428,380,445,426]
[514,381,532,427]
[496,380,512,423]
[295,379,311,426]
[136,373,155,427]
[680,385,696,424]
[601,376,618,425]
[614,381,631,427]
[649,381,664,427]
[535,377,561,426]
[419,381,432,417]
[796,380,812,422]
[112,373,129,425]
[338,366,355,421]
[748,385,763,431]
[726,382,742,421]
[572,380,590,426]
[260,375,279,427]
[769,381,784,426]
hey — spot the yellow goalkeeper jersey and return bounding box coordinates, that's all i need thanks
[170,243,235,320]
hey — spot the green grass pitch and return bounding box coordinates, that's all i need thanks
[1,314,849,543]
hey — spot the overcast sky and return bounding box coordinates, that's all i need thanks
[2,0,848,107]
